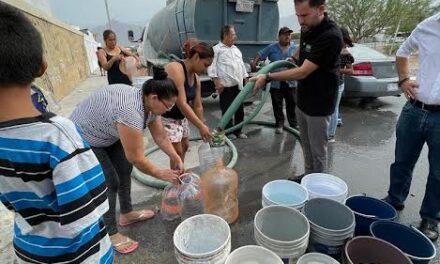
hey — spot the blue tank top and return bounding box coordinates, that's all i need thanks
[162,60,197,120]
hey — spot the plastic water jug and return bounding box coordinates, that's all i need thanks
[201,160,239,224]
[160,184,181,221]
[179,173,204,220]
[198,142,225,176]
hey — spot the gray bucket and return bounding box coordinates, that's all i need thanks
[303,198,355,259]
[174,214,231,264]
[254,205,310,261]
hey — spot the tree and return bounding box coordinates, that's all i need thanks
[393,0,440,34]
[327,0,436,42]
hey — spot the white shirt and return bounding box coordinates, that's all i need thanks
[396,12,440,104]
[208,42,249,89]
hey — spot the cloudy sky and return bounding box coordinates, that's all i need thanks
[49,0,296,28]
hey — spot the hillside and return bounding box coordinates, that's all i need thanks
[90,19,145,46]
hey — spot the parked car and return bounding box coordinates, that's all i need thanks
[343,44,400,98]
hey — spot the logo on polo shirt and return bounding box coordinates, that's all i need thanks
[305,44,312,52]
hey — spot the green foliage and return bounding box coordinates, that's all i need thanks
[395,0,440,34]
[327,0,436,41]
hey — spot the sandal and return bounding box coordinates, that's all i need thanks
[119,209,156,227]
[112,237,139,254]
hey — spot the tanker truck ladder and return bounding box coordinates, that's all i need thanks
[175,0,195,57]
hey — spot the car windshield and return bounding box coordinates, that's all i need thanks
[348,44,389,61]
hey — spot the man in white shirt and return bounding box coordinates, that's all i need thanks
[208,25,249,139]
[383,12,440,241]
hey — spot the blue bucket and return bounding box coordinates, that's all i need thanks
[345,195,397,236]
[370,220,436,264]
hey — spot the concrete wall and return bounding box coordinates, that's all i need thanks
[2,0,90,100]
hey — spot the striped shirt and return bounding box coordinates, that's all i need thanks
[0,113,112,264]
[70,84,156,148]
[208,42,249,89]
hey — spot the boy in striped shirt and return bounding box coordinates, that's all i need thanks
[0,3,113,263]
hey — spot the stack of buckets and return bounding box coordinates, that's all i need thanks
[301,173,348,203]
[254,205,310,262]
[256,173,351,263]
[173,214,231,264]
[173,172,436,263]
[262,180,308,210]
[303,198,355,259]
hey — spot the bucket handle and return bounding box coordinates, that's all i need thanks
[345,193,379,219]
[343,192,367,204]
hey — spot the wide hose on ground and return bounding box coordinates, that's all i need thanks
[132,60,299,189]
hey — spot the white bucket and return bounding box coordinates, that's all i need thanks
[301,173,348,203]
[262,180,308,210]
[225,245,283,264]
[132,76,152,89]
[303,198,355,259]
[297,252,340,264]
[174,214,231,264]
[254,206,310,260]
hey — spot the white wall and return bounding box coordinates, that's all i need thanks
[83,32,101,74]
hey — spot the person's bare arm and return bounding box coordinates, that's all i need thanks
[396,56,418,99]
[341,63,353,75]
[98,49,122,71]
[117,122,180,184]
[148,117,184,171]
[193,75,204,121]
[165,63,212,141]
[251,54,261,72]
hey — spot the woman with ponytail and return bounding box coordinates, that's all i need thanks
[163,38,214,169]
[70,66,183,254]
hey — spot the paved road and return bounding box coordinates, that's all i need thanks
[1,75,439,263]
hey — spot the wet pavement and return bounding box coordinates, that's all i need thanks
[116,93,440,263]
[1,75,439,263]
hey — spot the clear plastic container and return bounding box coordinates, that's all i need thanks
[179,173,203,220]
[198,142,225,177]
[201,160,239,224]
[160,184,181,221]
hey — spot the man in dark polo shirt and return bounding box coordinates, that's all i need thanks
[252,0,342,180]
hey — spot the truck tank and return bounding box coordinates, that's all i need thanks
[143,0,280,63]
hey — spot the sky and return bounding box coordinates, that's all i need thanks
[49,0,296,28]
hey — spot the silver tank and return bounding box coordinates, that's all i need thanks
[143,0,280,63]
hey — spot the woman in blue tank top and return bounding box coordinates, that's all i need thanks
[163,39,214,169]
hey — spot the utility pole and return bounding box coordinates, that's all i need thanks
[104,0,112,29]
[389,18,401,55]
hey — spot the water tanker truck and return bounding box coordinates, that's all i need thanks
[129,0,281,96]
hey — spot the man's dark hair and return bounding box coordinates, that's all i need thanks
[0,2,43,87]
[294,0,326,7]
[220,25,234,41]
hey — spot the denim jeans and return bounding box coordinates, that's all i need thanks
[388,101,440,223]
[328,83,344,137]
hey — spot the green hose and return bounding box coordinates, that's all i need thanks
[132,136,238,189]
[219,60,297,133]
[133,60,299,189]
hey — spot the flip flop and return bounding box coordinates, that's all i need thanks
[113,237,139,254]
[119,209,156,227]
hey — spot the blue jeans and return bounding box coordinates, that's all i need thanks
[388,101,440,223]
[328,84,344,137]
